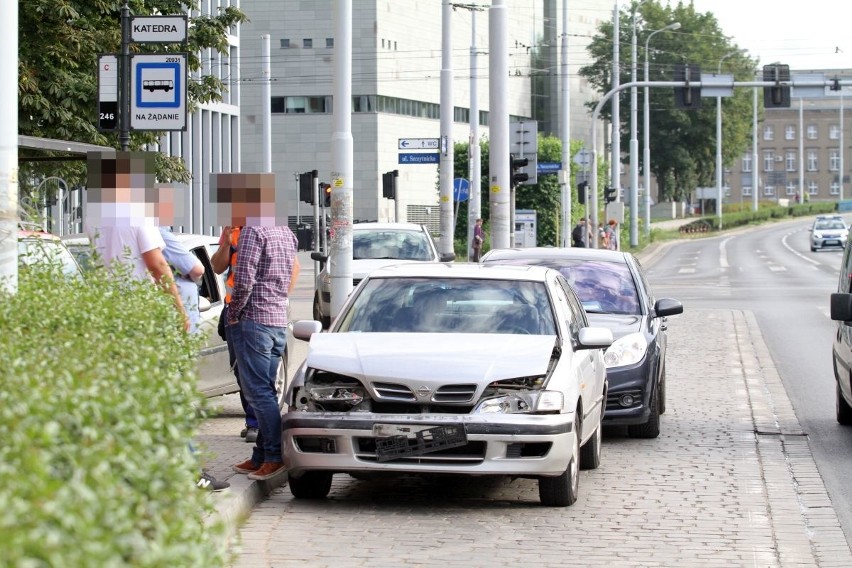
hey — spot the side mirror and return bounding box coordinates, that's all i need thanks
[292,319,323,340]
[576,327,613,350]
[653,298,683,318]
[310,251,328,263]
[439,252,456,262]
[198,296,212,313]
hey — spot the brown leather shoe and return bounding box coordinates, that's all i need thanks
[247,461,285,481]
[232,459,260,474]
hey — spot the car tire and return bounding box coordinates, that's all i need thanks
[837,382,852,425]
[579,413,602,471]
[658,365,667,415]
[288,471,334,499]
[538,415,580,507]
[811,245,818,252]
[275,350,288,411]
[628,386,661,439]
[313,292,331,329]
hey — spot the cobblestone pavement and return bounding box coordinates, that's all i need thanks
[213,306,852,568]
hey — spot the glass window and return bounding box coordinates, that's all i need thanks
[763,125,774,140]
[303,38,312,49]
[786,151,796,172]
[326,38,334,48]
[764,184,776,196]
[807,124,818,139]
[786,181,797,195]
[271,96,285,114]
[830,124,841,140]
[742,153,752,173]
[785,125,796,140]
[286,96,306,113]
[808,180,818,195]
[831,149,841,171]
[763,151,774,172]
[742,185,752,196]
[807,150,818,171]
[831,181,841,195]
[280,38,290,49]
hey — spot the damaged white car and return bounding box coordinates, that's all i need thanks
[283,263,612,506]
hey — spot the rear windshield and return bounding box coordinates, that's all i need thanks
[18,238,83,278]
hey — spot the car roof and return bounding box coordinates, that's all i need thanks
[352,222,427,232]
[482,246,632,265]
[18,229,62,241]
[366,261,553,282]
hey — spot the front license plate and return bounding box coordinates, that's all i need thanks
[374,424,467,462]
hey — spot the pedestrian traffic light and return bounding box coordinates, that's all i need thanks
[321,183,332,207]
[510,154,529,187]
[763,64,791,108]
[577,180,588,205]
[674,64,701,110]
[604,186,617,204]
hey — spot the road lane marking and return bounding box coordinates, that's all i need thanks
[781,231,820,265]
[720,237,730,268]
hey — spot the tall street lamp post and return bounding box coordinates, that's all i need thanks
[716,50,739,228]
[643,22,680,237]
[628,0,646,247]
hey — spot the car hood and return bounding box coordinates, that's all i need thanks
[586,313,643,340]
[351,258,432,279]
[306,333,556,383]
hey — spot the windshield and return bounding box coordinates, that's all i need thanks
[337,277,557,335]
[352,230,434,261]
[18,238,83,278]
[815,220,846,230]
[486,257,641,315]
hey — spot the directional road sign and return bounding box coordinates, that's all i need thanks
[130,53,187,131]
[453,178,470,202]
[399,152,440,164]
[97,54,118,131]
[538,162,561,174]
[398,138,440,150]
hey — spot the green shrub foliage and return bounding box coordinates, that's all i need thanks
[0,261,226,567]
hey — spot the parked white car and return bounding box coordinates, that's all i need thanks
[310,222,454,327]
[284,262,612,506]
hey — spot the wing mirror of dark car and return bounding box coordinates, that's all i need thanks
[439,252,456,262]
[310,251,328,271]
[830,293,852,323]
[652,298,684,318]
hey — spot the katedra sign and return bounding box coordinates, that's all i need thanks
[130,16,188,43]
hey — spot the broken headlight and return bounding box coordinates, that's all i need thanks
[294,370,368,411]
[474,375,561,414]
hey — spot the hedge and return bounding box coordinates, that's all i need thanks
[0,259,227,567]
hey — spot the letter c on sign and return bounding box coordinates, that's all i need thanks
[104,64,110,71]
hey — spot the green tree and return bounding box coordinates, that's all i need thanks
[579,0,758,202]
[18,0,248,194]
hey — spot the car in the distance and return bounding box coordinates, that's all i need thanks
[811,217,848,252]
[18,227,84,278]
[481,247,683,439]
[310,222,454,327]
[284,262,612,507]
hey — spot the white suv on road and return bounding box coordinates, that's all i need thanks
[310,222,454,327]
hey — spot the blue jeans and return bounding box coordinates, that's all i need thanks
[229,317,286,465]
[224,314,258,429]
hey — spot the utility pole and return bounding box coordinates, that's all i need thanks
[261,34,272,173]
[0,0,18,293]
[119,4,131,151]
[560,0,571,247]
[439,0,455,258]
[489,0,510,249]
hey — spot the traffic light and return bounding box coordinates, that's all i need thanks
[604,186,617,204]
[577,180,588,205]
[299,170,316,204]
[763,64,791,108]
[510,154,530,187]
[674,64,701,110]
[382,170,398,199]
[321,183,332,207]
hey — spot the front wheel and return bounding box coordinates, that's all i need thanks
[538,416,580,507]
[628,386,661,439]
[579,412,602,471]
[837,382,852,425]
[288,471,334,499]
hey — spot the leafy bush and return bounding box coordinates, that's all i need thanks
[0,261,226,567]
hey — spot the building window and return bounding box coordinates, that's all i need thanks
[786,151,796,172]
[326,38,334,48]
[303,38,312,49]
[271,96,285,113]
[807,124,818,139]
[280,39,290,49]
[394,41,398,50]
[807,149,818,171]
[763,150,774,172]
[742,153,752,173]
[764,184,775,197]
[830,149,841,171]
[785,125,796,140]
[274,95,332,114]
[830,124,841,140]
[831,181,841,195]
[808,180,818,195]
[786,181,797,196]
[381,39,385,48]
[763,125,774,141]
[742,185,752,196]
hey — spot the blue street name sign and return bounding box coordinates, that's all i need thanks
[537,161,562,174]
[399,152,440,164]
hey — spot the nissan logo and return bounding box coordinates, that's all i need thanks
[416,385,432,398]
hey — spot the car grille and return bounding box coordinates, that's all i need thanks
[372,382,477,404]
[433,384,477,403]
[373,382,416,401]
[354,438,486,464]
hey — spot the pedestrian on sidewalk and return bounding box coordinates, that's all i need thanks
[472,218,484,262]
[212,225,259,443]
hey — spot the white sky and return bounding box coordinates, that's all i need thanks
[687,0,852,71]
